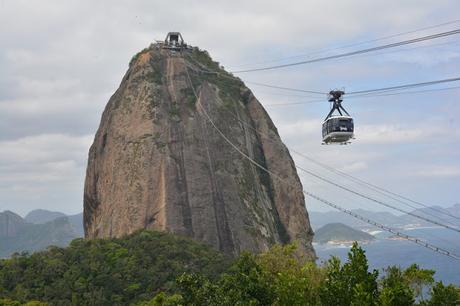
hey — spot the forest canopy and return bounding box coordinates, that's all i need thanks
[0,230,458,306]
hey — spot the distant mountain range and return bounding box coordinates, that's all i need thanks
[1,204,458,258]
[309,204,460,230]
[0,209,83,258]
[313,223,375,244]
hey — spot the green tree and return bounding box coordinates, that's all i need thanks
[256,243,324,305]
[427,281,460,306]
[133,292,183,306]
[378,266,414,306]
[320,242,379,306]
[402,264,434,301]
[0,299,21,306]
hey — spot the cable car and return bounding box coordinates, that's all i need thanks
[322,90,354,144]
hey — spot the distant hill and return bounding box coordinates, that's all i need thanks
[24,209,66,224]
[67,212,84,236]
[0,211,26,237]
[314,223,375,244]
[0,211,82,258]
[309,210,401,230]
[309,204,460,230]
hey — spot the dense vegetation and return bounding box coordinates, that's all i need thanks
[0,231,230,305]
[0,231,458,305]
[140,243,459,306]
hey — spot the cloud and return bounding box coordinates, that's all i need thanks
[0,134,93,164]
[0,133,92,215]
[356,124,457,144]
[339,161,368,173]
[0,0,459,214]
[415,166,460,178]
[383,47,460,67]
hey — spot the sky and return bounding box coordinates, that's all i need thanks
[0,0,459,216]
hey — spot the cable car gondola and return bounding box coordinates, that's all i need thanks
[322,90,354,145]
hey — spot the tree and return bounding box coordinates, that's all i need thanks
[256,243,324,305]
[402,263,434,301]
[427,281,460,306]
[320,242,379,306]
[378,266,414,306]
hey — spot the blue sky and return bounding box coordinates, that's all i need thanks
[0,0,459,216]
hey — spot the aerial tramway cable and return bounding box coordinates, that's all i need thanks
[185,58,460,223]
[185,53,460,105]
[182,58,460,261]
[347,77,460,95]
[230,29,460,73]
[248,77,460,100]
[263,86,460,106]
[228,19,460,69]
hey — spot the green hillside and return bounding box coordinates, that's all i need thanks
[314,223,375,244]
[0,231,458,306]
[0,230,230,305]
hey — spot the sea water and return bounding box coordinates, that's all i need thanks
[315,227,460,285]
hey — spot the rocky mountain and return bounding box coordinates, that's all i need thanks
[313,223,375,244]
[67,212,84,236]
[0,210,82,258]
[0,211,26,237]
[25,209,66,224]
[84,44,315,258]
[24,209,84,236]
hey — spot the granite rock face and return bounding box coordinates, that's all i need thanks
[84,46,315,258]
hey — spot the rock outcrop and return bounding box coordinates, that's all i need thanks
[84,45,315,258]
[0,211,25,238]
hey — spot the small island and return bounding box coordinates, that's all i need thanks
[314,223,376,245]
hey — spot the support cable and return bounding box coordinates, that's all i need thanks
[185,58,460,223]
[228,19,460,69]
[182,57,460,261]
[230,29,460,73]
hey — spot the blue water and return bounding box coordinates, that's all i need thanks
[315,228,460,285]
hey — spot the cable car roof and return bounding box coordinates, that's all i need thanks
[322,115,353,122]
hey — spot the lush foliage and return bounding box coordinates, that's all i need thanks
[143,242,459,306]
[1,231,458,306]
[0,231,230,305]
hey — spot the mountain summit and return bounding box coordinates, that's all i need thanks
[84,40,315,257]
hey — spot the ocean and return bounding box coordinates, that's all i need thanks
[314,227,460,285]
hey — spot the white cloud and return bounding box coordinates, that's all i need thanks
[0,134,92,164]
[356,124,456,144]
[415,166,460,178]
[0,0,459,214]
[339,161,368,173]
[0,133,92,215]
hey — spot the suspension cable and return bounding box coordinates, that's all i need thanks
[182,57,460,261]
[295,165,460,233]
[305,192,460,260]
[263,85,460,106]
[184,58,460,222]
[245,81,326,95]
[230,29,460,73]
[228,19,460,69]
[347,77,460,95]
[186,54,460,102]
